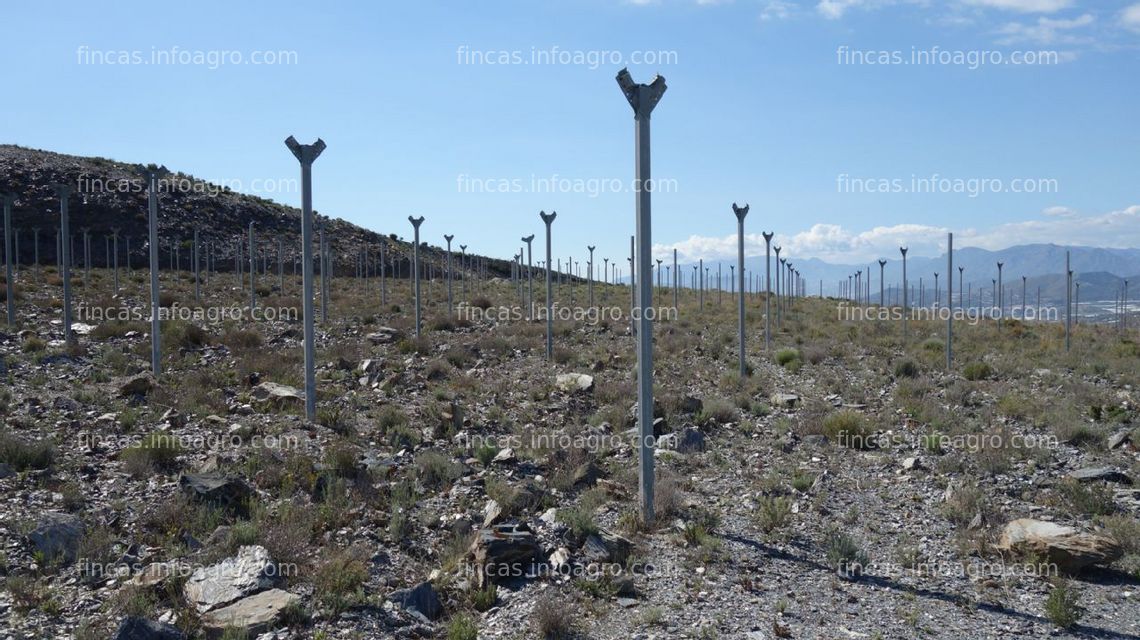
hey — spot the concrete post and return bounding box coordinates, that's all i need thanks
[444,234,454,314]
[409,216,424,337]
[53,186,74,346]
[140,166,167,374]
[540,211,557,358]
[762,232,773,351]
[249,222,256,310]
[522,235,535,319]
[733,204,749,375]
[285,135,326,421]
[3,194,13,327]
[617,67,665,526]
[946,233,953,368]
[900,247,908,341]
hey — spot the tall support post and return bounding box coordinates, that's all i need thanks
[248,222,256,309]
[380,242,387,305]
[540,212,557,358]
[1064,250,1071,351]
[717,263,722,306]
[125,235,131,274]
[444,234,454,314]
[996,262,1004,331]
[878,259,886,307]
[617,68,665,527]
[285,136,326,422]
[82,228,90,289]
[460,245,467,298]
[3,194,14,327]
[761,232,773,350]
[656,259,663,295]
[946,233,953,368]
[278,237,284,292]
[733,203,749,375]
[140,166,167,374]
[112,229,120,293]
[698,258,704,308]
[53,186,74,347]
[32,227,39,279]
[900,247,909,341]
[522,235,535,319]
[588,246,596,308]
[409,217,424,337]
[958,267,964,309]
[194,229,201,302]
[1021,276,1027,321]
[1074,281,1080,325]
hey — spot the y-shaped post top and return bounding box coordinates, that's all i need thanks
[732,203,749,220]
[879,259,888,267]
[408,216,424,229]
[460,245,467,253]
[522,235,535,245]
[616,68,667,118]
[284,136,326,164]
[444,235,453,245]
[539,211,557,226]
[900,247,908,256]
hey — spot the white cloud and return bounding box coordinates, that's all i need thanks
[761,0,795,20]
[961,0,1072,13]
[1121,3,1140,32]
[1042,205,1077,217]
[817,0,866,19]
[653,206,1140,263]
[995,12,1094,44]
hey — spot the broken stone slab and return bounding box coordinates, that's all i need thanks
[996,518,1122,573]
[572,461,603,488]
[1068,467,1132,485]
[491,447,516,464]
[112,616,186,640]
[184,545,278,613]
[673,426,706,454]
[250,382,305,409]
[366,327,403,345]
[119,375,157,398]
[1108,430,1131,450]
[469,523,542,587]
[178,472,253,513]
[555,373,594,394]
[581,529,633,565]
[388,581,443,622]
[483,499,503,527]
[27,511,84,564]
[199,589,300,635]
[770,393,799,409]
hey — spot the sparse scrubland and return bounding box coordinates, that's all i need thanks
[1,265,1138,639]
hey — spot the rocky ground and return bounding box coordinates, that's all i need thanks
[1,264,1138,640]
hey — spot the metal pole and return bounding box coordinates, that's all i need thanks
[194,229,201,302]
[409,216,424,337]
[733,203,749,375]
[444,234,454,314]
[617,68,665,527]
[672,248,678,311]
[900,247,908,341]
[54,186,74,347]
[946,233,953,368]
[540,211,557,358]
[141,166,167,374]
[1064,251,1071,350]
[522,235,535,319]
[997,262,1004,331]
[112,229,120,293]
[3,195,13,327]
[629,236,635,337]
[588,246,595,308]
[763,232,773,350]
[774,246,782,327]
[878,259,886,307]
[249,222,256,309]
[285,136,325,421]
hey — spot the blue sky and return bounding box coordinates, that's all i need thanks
[2,0,1137,268]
